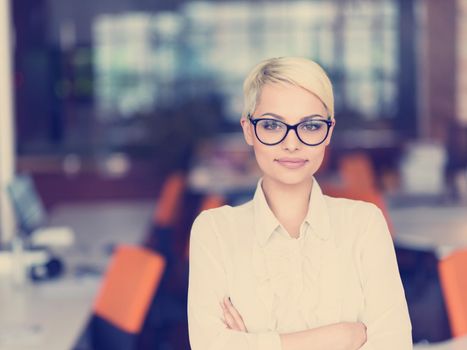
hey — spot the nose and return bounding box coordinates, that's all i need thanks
[281,129,301,151]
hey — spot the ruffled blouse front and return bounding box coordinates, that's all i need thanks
[251,177,342,333]
[252,228,321,332]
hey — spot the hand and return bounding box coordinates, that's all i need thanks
[220,296,248,332]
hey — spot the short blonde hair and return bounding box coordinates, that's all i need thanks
[242,57,334,119]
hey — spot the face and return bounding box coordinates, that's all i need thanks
[240,82,334,187]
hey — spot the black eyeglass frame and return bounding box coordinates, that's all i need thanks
[247,113,334,146]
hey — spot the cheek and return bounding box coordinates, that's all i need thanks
[315,149,326,164]
[252,143,275,167]
[312,146,327,162]
[313,146,330,172]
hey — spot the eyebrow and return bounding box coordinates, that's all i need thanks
[259,112,327,121]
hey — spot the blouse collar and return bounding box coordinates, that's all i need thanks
[253,176,331,247]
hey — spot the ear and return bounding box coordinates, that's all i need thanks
[240,117,254,146]
[324,119,336,146]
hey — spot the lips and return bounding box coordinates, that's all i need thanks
[275,158,308,169]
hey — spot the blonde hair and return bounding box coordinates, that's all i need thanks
[242,57,334,119]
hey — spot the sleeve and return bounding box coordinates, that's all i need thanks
[187,210,282,350]
[357,205,413,350]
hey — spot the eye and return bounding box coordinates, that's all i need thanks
[260,120,284,131]
[300,121,323,131]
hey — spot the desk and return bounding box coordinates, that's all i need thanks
[0,201,153,350]
[390,205,467,257]
[414,335,467,349]
[0,277,99,350]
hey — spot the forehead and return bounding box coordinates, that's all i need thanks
[255,83,327,121]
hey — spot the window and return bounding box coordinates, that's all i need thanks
[14,0,402,155]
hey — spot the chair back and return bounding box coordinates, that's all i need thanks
[93,245,165,334]
[339,152,376,191]
[439,249,467,338]
[153,172,185,226]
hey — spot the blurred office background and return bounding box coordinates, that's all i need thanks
[1,0,467,349]
[8,0,467,202]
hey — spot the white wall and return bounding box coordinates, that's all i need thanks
[0,0,16,243]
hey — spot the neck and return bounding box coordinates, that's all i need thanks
[261,176,313,225]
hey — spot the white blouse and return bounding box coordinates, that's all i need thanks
[188,177,412,350]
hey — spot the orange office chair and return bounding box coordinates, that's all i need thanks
[153,172,186,227]
[91,245,166,350]
[143,172,186,251]
[438,249,467,338]
[339,152,377,192]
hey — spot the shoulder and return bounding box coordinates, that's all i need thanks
[324,194,382,223]
[323,195,386,244]
[190,200,254,240]
[193,200,253,226]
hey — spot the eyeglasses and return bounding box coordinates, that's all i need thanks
[247,113,334,146]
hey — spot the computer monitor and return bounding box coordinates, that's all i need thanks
[7,174,47,236]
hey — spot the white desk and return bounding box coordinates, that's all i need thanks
[0,277,99,350]
[0,201,153,350]
[414,335,467,349]
[390,205,467,257]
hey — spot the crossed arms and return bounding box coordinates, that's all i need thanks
[221,296,367,350]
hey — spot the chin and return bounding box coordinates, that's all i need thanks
[263,170,315,187]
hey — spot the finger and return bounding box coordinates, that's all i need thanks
[223,305,240,330]
[221,317,229,329]
[219,302,230,328]
[220,302,231,328]
[220,303,236,329]
[224,297,247,332]
[221,299,239,330]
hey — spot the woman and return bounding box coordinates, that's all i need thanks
[187,57,412,350]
